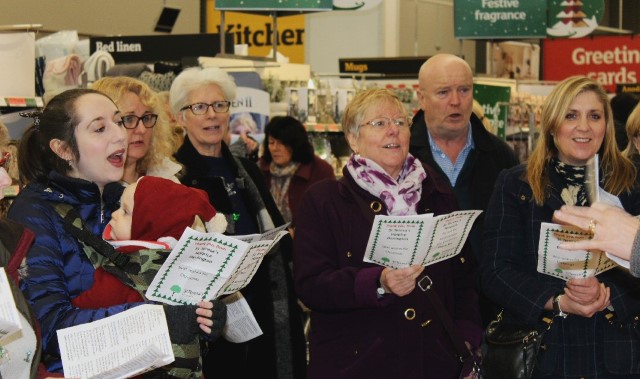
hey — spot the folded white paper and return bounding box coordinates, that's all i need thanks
[58,304,174,379]
[537,222,616,280]
[363,210,482,269]
[146,225,289,305]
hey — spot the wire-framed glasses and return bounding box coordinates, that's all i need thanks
[359,117,411,130]
[121,114,158,129]
[180,101,231,115]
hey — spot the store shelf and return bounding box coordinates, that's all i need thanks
[2,185,19,198]
[0,97,44,108]
[305,123,343,133]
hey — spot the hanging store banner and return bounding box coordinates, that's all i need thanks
[332,0,383,10]
[215,0,332,11]
[207,0,307,63]
[89,34,233,63]
[542,35,640,93]
[473,83,511,140]
[617,83,640,95]
[338,57,429,78]
[546,0,604,38]
[454,0,547,39]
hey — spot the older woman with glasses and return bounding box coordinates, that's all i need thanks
[169,66,306,379]
[91,76,181,184]
[294,88,482,379]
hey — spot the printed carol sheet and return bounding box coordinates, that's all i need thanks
[363,210,482,269]
[537,222,617,280]
[58,304,174,379]
[0,267,21,344]
[146,226,288,305]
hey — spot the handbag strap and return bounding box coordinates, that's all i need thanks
[419,276,473,362]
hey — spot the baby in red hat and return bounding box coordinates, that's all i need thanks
[72,176,228,308]
[104,175,227,247]
[69,176,229,376]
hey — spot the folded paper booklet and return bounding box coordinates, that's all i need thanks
[0,267,22,344]
[146,224,289,305]
[58,304,174,379]
[537,222,617,280]
[363,210,482,269]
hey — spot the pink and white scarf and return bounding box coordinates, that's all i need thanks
[346,153,426,216]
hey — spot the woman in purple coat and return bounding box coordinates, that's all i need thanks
[294,88,482,379]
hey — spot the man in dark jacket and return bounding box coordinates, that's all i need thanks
[410,54,518,326]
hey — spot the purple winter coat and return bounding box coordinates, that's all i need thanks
[294,164,482,379]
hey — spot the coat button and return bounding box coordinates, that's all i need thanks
[347,251,352,258]
[520,195,526,201]
[404,308,416,320]
[370,201,382,212]
[459,257,465,263]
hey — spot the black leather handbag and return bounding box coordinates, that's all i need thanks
[482,312,552,379]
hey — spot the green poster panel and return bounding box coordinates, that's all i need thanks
[216,0,333,11]
[473,84,511,140]
[455,0,547,39]
[546,0,604,38]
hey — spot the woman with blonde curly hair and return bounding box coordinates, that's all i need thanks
[622,103,640,168]
[91,76,181,184]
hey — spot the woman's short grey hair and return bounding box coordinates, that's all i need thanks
[169,66,237,116]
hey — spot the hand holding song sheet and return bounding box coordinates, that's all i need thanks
[363,210,481,269]
[146,225,289,305]
[537,222,616,280]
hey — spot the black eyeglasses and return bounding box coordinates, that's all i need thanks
[121,114,158,129]
[180,101,231,115]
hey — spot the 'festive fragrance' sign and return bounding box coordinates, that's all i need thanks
[454,0,547,39]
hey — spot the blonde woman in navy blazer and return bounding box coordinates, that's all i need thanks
[481,76,640,378]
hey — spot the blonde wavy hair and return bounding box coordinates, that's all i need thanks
[91,76,178,176]
[527,76,635,205]
[342,88,407,139]
[622,103,640,160]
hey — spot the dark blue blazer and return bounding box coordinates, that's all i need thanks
[481,164,640,377]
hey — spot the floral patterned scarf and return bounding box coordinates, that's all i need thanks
[549,156,588,206]
[269,161,300,223]
[346,153,426,216]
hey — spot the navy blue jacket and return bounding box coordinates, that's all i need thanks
[481,164,640,377]
[8,172,139,372]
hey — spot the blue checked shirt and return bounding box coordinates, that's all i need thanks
[427,124,475,186]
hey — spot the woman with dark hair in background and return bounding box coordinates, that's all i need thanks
[259,116,335,229]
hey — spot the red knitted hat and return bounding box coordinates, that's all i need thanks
[131,176,219,241]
